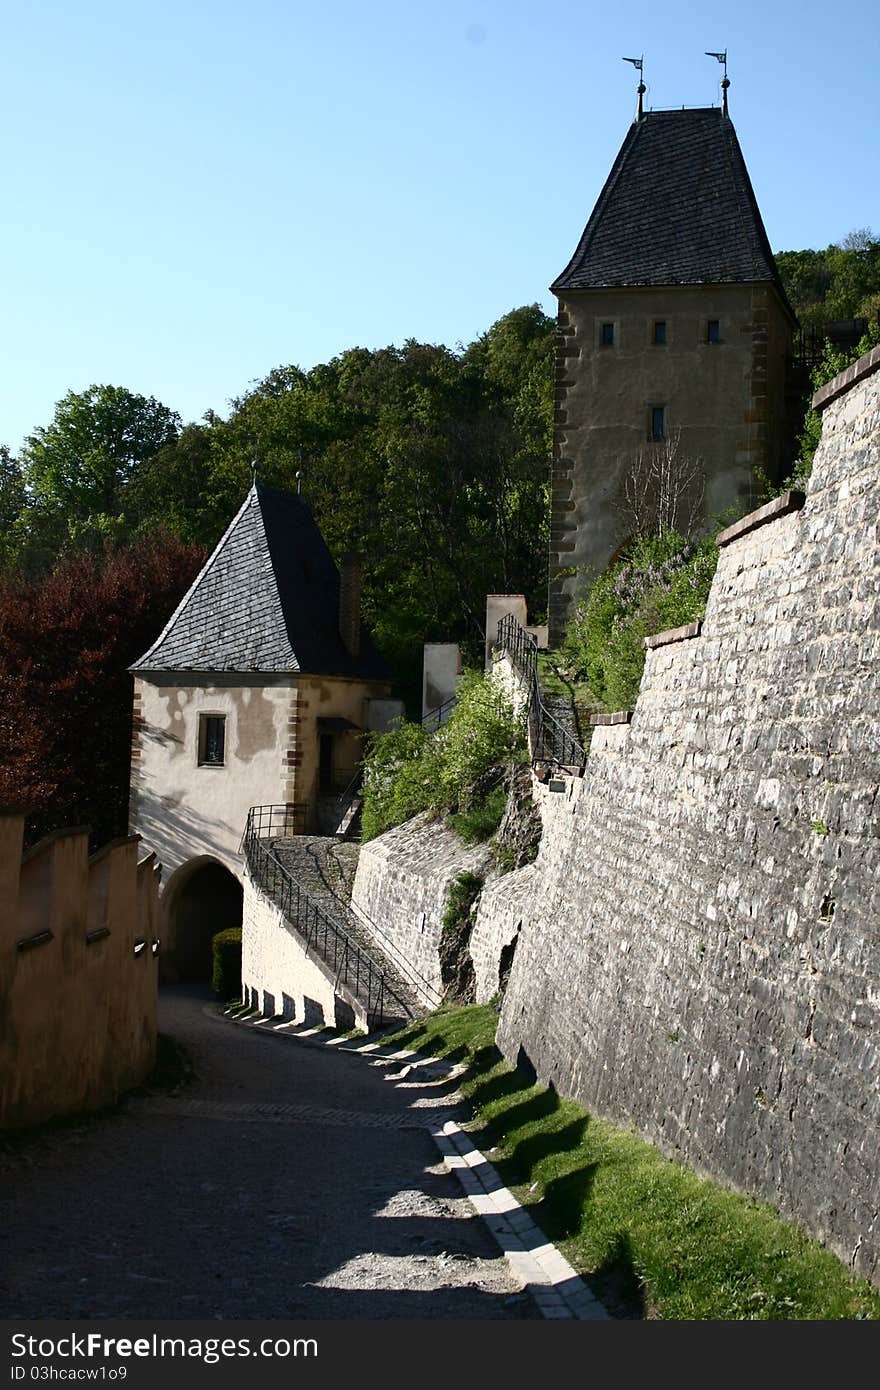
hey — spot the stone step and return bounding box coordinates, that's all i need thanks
[265,837,423,1022]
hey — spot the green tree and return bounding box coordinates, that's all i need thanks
[0,446,26,570]
[776,231,880,328]
[19,384,181,560]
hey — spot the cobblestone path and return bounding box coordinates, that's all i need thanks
[0,985,535,1319]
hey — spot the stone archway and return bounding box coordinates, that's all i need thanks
[161,857,243,981]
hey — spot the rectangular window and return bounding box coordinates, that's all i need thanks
[651,406,666,441]
[653,320,667,345]
[601,322,615,347]
[707,319,721,343]
[198,714,226,767]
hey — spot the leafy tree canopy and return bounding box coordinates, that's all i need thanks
[18,384,180,562]
[0,532,203,846]
[776,229,880,329]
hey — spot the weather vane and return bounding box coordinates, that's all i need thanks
[622,54,646,119]
[706,49,730,115]
[251,456,259,486]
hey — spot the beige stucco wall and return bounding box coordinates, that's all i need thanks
[130,675,294,883]
[0,817,159,1129]
[549,283,793,641]
[291,675,393,821]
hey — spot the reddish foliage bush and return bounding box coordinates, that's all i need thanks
[0,534,203,847]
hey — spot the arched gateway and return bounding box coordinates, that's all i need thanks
[161,857,243,980]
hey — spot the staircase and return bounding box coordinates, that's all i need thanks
[242,807,422,1028]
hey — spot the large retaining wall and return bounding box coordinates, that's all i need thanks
[351,819,494,1005]
[0,815,160,1129]
[491,347,880,1283]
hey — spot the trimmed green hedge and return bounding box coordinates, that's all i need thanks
[211,927,242,999]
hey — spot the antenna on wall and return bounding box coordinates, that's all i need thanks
[622,54,646,119]
[706,49,730,115]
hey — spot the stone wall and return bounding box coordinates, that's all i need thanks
[492,347,880,1283]
[0,815,159,1129]
[241,871,364,1031]
[351,819,495,1006]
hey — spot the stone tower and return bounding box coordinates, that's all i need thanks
[548,105,796,642]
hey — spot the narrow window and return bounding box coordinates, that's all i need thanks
[651,406,666,441]
[198,714,226,767]
[601,322,615,347]
[707,319,721,344]
[653,320,667,345]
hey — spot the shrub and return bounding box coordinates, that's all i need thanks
[564,530,718,710]
[361,669,527,841]
[360,719,440,841]
[211,928,242,999]
[778,319,880,492]
[447,786,508,844]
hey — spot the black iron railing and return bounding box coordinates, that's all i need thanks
[421,695,457,732]
[242,805,413,1027]
[495,614,588,771]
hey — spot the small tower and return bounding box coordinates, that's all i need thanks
[548,98,796,642]
[128,483,398,975]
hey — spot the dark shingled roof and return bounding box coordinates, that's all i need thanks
[552,108,792,307]
[130,483,393,680]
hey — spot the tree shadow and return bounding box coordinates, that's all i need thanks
[502,1116,589,1182]
[531,1162,597,1241]
[588,1231,648,1320]
[481,1085,562,1148]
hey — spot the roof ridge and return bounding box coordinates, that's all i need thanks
[130,481,393,681]
[129,485,260,671]
[550,120,642,293]
[551,109,787,295]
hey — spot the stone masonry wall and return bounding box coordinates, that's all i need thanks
[351,819,495,1006]
[493,348,880,1283]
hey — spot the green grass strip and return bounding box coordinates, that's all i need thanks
[389,1003,880,1320]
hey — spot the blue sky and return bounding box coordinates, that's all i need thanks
[2,0,877,451]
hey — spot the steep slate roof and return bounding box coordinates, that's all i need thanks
[130,483,393,680]
[552,108,792,308]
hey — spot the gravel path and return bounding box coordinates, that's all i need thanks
[0,985,535,1320]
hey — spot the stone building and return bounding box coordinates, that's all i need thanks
[128,481,397,974]
[548,103,797,641]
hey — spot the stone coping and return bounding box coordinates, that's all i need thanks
[716,490,806,549]
[589,710,632,727]
[644,619,702,650]
[812,343,880,411]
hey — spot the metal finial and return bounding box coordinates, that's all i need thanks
[622,54,646,119]
[295,469,304,497]
[251,457,259,487]
[706,50,729,115]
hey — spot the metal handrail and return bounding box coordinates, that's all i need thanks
[495,614,588,771]
[242,805,413,1027]
[421,695,457,732]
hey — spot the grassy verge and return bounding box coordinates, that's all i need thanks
[389,1003,880,1320]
